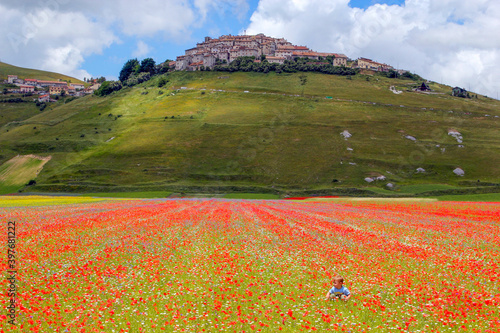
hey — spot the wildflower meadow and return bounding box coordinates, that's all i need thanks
[1,196,499,332]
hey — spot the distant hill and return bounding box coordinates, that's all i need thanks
[0,70,498,196]
[0,61,84,84]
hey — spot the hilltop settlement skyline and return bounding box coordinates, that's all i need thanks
[174,33,397,73]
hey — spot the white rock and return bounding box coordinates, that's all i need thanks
[416,168,426,173]
[405,135,417,142]
[448,130,463,143]
[376,175,386,180]
[341,130,352,140]
[364,177,374,183]
[347,147,353,151]
[349,162,357,165]
[453,168,465,176]
[386,183,394,189]
[390,86,403,94]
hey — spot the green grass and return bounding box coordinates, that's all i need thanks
[397,184,461,194]
[81,191,172,198]
[0,99,41,128]
[222,193,280,199]
[434,192,500,202]
[0,70,498,194]
[363,187,399,195]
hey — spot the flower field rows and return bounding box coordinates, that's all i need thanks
[1,197,499,332]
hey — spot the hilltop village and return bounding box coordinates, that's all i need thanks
[175,33,395,72]
[2,75,100,102]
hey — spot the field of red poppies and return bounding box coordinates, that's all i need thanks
[1,197,499,332]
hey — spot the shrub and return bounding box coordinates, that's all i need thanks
[158,77,168,87]
[95,81,122,96]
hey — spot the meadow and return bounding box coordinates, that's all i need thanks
[1,196,499,332]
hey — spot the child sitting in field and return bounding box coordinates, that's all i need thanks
[325,275,351,301]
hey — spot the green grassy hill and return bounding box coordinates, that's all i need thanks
[0,61,85,84]
[0,70,498,196]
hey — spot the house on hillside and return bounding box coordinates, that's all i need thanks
[24,79,38,86]
[187,61,203,71]
[81,84,99,94]
[355,58,393,72]
[38,94,50,102]
[70,83,84,90]
[452,87,470,98]
[175,55,188,71]
[19,85,35,93]
[266,56,286,64]
[38,80,67,88]
[333,54,348,66]
[7,75,18,84]
[49,85,69,95]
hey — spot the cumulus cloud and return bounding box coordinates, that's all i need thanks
[246,0,500,97]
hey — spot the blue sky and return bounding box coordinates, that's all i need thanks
[0,0,498,97]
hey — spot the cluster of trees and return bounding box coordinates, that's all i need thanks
[119,58,173,84]
[0,97,25,103]
[96,58,173,96]
[83,76,106,83]
[384,69,422,81]
[207,56,357,76]
[119,58,156,83]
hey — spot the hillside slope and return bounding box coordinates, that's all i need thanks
[0,61,84,84]
[0,71,498,195]
[0,155,51,194]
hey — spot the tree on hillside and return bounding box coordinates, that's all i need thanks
[119,59,140,82]
[139,58,157,76]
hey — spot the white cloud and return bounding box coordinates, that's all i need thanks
[132,40,152,58]
[0,3,116,79]
[42,45,91,80]
[246,0,500,97]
